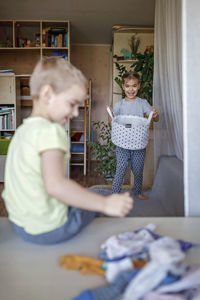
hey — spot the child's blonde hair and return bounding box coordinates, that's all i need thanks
[30,57,88,99]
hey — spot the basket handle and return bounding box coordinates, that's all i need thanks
[107,106,114,120]
[107,106,153,124]
[147,110,154,125]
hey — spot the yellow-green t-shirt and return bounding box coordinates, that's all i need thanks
[2,117,69,234]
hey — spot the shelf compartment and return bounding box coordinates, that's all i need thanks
[0,21,13,48]
[42,21,69,48]
[0,49,41,75]
[14,21,41,48]
[42,48,68,60]
[70,163,84,166]
[71,119,84,122]
[21,100,32,107]
[0,20,70,73]
[0,106,16,130]
[70,129,84,133]
[42,47,68,50]
[71,152,84,155]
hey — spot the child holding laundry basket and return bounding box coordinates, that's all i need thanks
[107,71,159,200]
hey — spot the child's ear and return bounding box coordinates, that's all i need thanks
[39,85,53,103]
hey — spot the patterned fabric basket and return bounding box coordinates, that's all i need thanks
[107,107,153,150]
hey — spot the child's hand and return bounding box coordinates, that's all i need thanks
[106,105,114,117]
[103,192,134,217]
[107,105,114,123]
[152,107,159,122]
[106,105,114,113]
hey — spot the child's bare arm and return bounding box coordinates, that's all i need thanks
[41,149,133,217]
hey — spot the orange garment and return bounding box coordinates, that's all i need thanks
[133,260,147,268]
[59,254,105,275]
[59,254,147,276]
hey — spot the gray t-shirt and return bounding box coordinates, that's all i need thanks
[113,97,152,117]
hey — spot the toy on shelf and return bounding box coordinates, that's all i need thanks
[17,36,27,48]
[120,48,134,60]
[25,40,31,47]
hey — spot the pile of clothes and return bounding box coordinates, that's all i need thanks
[59,224,200,300]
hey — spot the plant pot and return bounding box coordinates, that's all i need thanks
[104,174,114,181]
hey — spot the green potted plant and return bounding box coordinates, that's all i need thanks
[89,121,116,179]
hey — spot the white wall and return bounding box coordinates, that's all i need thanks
[71,44,111,124]
[182,0,200,216]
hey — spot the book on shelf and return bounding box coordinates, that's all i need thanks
[0,107,15,112]
[0,107,15,130]
[44,28,68,47]
[0,69,15,76]
[66,32,68,47]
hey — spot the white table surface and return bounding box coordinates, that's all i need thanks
[0,217,200,300]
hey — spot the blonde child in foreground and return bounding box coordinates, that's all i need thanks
[2,57,133,245]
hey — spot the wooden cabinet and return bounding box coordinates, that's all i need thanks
[0,75,15,104]
[112,26,154,106]
[0,74,20,134]
[0,20,70,105]
[0,20,70,179]
[0,73,21,181]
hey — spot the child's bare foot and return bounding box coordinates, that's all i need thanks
[137,194,149,200]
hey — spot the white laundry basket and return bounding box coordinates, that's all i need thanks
[107,107,153,150]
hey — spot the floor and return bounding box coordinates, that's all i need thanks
[70,163,110,187]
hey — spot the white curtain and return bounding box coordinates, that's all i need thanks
[153,0,183,169]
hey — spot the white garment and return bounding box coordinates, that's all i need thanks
[157,264,200,294]
[123,237,185,300]
[105,258,133,283]
[193,288,200,300]
[101,224,156,259]
[142,292,184,300]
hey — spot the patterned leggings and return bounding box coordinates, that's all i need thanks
[112,146,146,195]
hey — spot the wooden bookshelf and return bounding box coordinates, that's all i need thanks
[70,80,92,175]
[0,20,71,179]
[0,74,21,137]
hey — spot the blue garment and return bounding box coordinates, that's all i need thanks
[73,290,94,300]
[12,207,98,245]
[73,269,141,300]
[73,269,180,300]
